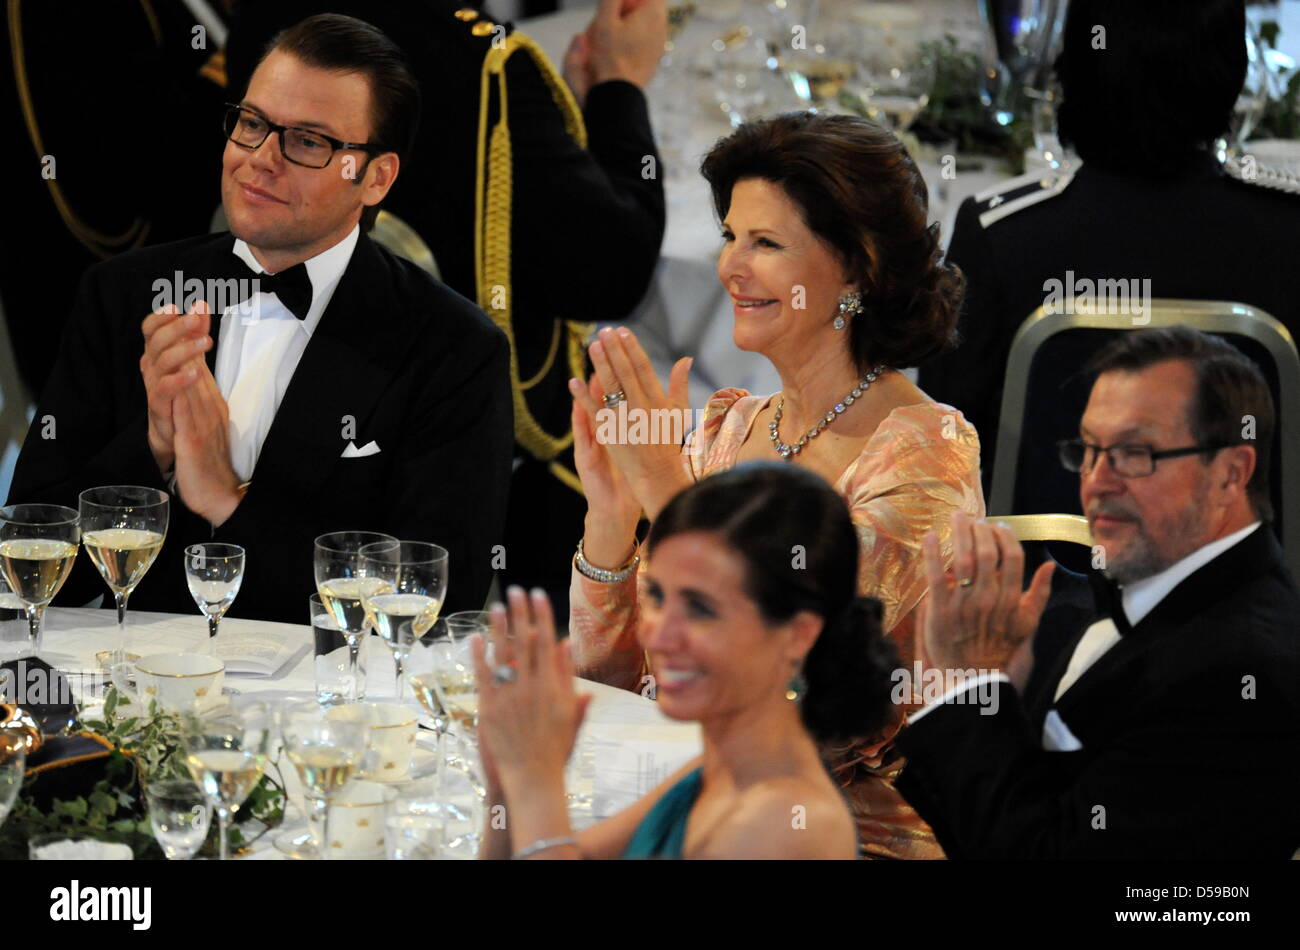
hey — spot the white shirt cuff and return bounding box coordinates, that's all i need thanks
[907,672,1011,725]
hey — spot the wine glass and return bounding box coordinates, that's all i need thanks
[359,541,448,703]
[184,543,245,647]
[145,778,211,860]
[314,532,397,704]
[0,504,81,656]
[78,486,169,664]
[0,739,25,827]
[276,700,367,861]
[182,696,272,861]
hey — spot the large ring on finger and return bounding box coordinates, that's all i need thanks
[603,390,626,409]
[958,577,975,588]
[492,664,517,685]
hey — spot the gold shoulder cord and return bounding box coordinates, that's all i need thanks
[8,0,160,259]
[475,30,592,496]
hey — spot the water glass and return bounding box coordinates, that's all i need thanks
[184,543,245,646]
[382,775,445,860]
[145,779,210,860]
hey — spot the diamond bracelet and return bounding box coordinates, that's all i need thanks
[575,538,640,583]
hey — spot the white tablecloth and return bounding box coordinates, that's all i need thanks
[25,607,701,858]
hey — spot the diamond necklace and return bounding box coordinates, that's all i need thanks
[768,367,884,460]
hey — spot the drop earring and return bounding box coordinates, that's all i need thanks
[785,670,807,702]
[834,291,863,331]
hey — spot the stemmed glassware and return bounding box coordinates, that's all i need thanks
[145,779,211,860]
[185,543,245,647]
[359,541,448,703]
[0,504,81,656]
[408,612,486,741]
[78,486,169,664]
[277,701,367,861]
[182,697,272,861]
[314,532,396,704]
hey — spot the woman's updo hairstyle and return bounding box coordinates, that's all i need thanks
[701,112,964,370]
[646,462,899,743]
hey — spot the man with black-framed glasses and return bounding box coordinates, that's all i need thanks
[8,14,514,624]
[896,326,1300,858]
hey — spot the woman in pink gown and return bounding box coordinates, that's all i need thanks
[565,113,985,858]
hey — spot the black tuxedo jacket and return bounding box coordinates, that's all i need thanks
[897,526,1300,859]
[7,232,514,625]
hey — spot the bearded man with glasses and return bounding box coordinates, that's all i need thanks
[894,326,1300,859]
[8,14,513,624]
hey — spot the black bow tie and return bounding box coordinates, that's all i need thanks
[222,256,313,320]
[1088,570,1132,636]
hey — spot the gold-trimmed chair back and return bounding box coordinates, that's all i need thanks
[993,514,1093,549]
[989,299,1300,580]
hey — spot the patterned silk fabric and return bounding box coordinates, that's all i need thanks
[569,387,985,859]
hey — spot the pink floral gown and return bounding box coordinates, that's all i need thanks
[569,388,985,859]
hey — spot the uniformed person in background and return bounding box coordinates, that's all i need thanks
[1,0,230,399]
[223,0,667,623]
[919,0,1300,516]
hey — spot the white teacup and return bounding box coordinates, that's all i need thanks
[326,702,419,781]
[327,780,388,859]
[114,653,225,714]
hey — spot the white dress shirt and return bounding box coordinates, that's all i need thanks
[215,225,359,480]
[1052,520,1261,701]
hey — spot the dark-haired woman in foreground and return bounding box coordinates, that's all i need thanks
[567,113,984,858]
[476,464,898,859]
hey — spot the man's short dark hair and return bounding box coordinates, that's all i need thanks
[1056,0,1246,176]
[1088,326,1274,521]
[263,13,420,231]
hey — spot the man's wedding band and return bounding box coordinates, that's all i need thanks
[603,390,626,408]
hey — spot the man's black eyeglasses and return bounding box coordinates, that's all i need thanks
[1057,438,1234,478]
[223,104,387,169]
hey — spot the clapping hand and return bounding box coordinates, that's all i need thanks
[472,587,593,795]
[140,300,215,473]
[571,374,642,567]
[919,511,1055,690]
[564,0,668,106]
[568,326,693,522]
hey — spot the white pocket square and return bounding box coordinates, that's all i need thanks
[341,440,381,458]
[1041,709,1084,751]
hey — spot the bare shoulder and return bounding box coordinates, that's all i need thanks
[691,776,857,860]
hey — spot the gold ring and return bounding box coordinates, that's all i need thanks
[958,577,975,588]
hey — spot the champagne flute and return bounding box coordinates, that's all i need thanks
[277,700,367,860]
[185,543,245,647]
[0,504,81,656]
[408,612,484,737]
[182,697,272,861]
[314,532,396,704]
[359,541,448,703]
[78,486,169,664]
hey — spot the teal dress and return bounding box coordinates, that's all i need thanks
[622,768,702,859]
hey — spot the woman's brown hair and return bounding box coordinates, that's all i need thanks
[701,112,963,369]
